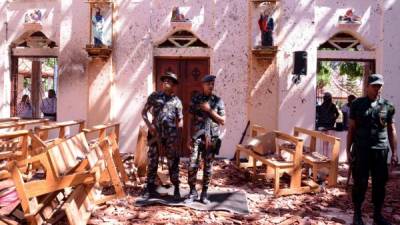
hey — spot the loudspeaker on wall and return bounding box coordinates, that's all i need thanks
[293,51,307,75]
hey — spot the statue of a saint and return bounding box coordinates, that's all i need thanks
[171,7,187,22]
[92,8,105,47]
[258,13,274,46]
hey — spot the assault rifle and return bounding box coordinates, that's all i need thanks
[192,104,221,155]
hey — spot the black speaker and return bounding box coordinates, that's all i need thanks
[293,51,307,75]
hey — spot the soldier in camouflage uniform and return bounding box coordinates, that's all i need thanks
[142,72,183,200]
[347,74,398,225]
[186,75,226,204]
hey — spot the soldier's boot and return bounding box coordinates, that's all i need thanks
[200,187,211,205]
[173,184,181,201]
[142,183,159,199]
[353,208,364,225]
[185,186,198,203]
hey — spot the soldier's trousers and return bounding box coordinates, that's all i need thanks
[188,138,215,189]
[351,147,389,211]
[146,133,180,187]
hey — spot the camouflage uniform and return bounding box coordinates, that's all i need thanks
[145,91,183,187]
[350,97,395,216]
[188,93,225,190]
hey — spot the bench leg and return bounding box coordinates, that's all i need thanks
[328,166,338,186]
[266,166,274,180]
[235,150,241,167]
[252,157,257,179]
[312,166,318,182]
[274,168,280,195]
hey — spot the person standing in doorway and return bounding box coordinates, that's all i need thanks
[347,74,398,225]
[316,92,340,156]
[141,72,183,200]
[186,75,225,204]
[17,94,33,119]
[342,94,357,130]
[40,89,57,120]
[316,92,340,130]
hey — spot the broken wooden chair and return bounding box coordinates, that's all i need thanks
[281,127,341,186]
[82,123,128,184]
[236,127,319,196]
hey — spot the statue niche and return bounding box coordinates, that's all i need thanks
[85,1,113,59]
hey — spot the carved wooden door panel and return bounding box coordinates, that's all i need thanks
[155,58,210,156]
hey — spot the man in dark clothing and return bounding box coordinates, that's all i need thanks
[316,92,339,130]
[186,75,225,204]
[347,74,398,225]
[342,94,357,130]
[141,72,183,200]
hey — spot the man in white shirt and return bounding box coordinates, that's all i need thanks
[40,89,57,120]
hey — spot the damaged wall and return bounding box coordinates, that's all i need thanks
[57,0,88,123]
[276,0,400,159]
[0,0,399,159]
[276,0,317,134]
[381,1,400,158]
[113,0,248,157]
[0,1,8,117]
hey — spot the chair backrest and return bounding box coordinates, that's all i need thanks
[83,122,120,143]
[0,119,49,132]
[275,130,304,162]
[47,132,90,176]
[0,117,19,123]
[293,127,340,155]
[251,124,267,137]
[0,130,29,160]
[35,120,85,141]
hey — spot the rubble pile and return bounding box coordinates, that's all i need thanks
[54,156,400,224]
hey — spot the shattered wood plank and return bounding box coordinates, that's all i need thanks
[278,216,301,225]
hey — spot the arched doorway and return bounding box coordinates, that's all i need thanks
[316,32,375,162]
[10,31,58,119]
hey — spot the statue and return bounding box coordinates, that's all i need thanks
[24,9,42,23]
[339,9,361,24]
[258,12,274,46]
[171,7,188,22]
[92,8,105,47]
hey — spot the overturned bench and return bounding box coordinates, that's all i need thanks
[8,132,125,224]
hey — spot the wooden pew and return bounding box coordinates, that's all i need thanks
[0,131,29,162]
[82,123,128,184]
[8,133,95,224]
[34,120,85,143]
[236,129,319,196]
[283,127,341,186]
[0,119,49,132]
[61,138,126,225]
[0,117,20,124]
[9,133,124,224]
